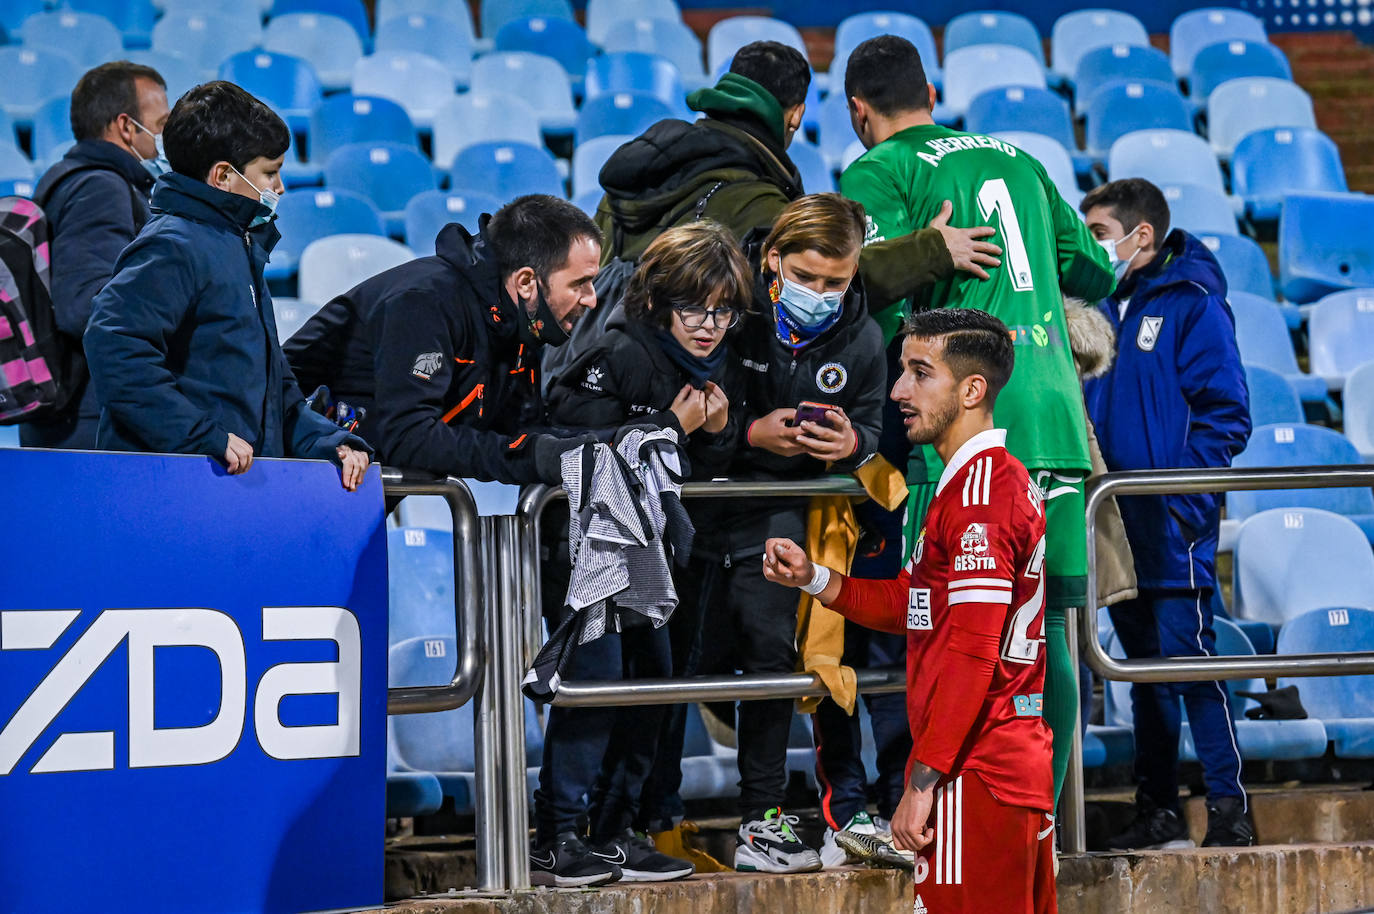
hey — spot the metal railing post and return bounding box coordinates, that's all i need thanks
[1061,604,1087,854]
[495,514,532,889]
[475,517,506,892]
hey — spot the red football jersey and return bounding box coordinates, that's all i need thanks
[831,428,1053,812]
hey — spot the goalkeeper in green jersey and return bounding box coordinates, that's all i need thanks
[838,35,1117,811]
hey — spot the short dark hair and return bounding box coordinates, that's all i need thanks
[485,194,602,282]
[70,61,166,142]
[903,308,1015,406]
[162,81,290,182]
[844,35,931,115]
[730,40,811,109]
[1080,178,1172,240]
[623,221,753,329]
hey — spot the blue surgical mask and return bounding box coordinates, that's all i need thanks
[230,164,280,228]
[130,117,171,178]
[1099,225,1142,283]
[775,274,845,329]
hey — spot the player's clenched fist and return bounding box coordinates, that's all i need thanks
[762,538,814,587]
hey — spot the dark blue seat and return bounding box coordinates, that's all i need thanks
[218,51,324,132]
[1190,39,1291,101]
[1050,10,1148,87]
[1196,233,1276,302]
[403,189,502,255]
[1170,7,1266,81]
[966,85,1075,152]
[1231,437,1374,551]
[64,0,158,49]
[1278,607,1374,758]
[480,0,574,40]
[575,91,677,145]
[495,15,593,92]
[323,141,436,236]
[944,10,1044,65]
[270,0,371,50]
[1232,127,1346,224]
[1072,43,1173,117]
[449,141,564,201]
[0,0,45,37]
[1084,81,1191,159]
[264,187,385,281]
[386,731,444,817]
[1279,193,1374,304]
[1228,292,1328,404]
[309,93,416,164]
[1243,364,1304,428]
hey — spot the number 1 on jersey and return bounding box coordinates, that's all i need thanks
[977,178,1035,292]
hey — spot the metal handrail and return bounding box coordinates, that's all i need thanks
[381,469,484,715]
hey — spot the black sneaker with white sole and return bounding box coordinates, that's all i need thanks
[593,829,695,882]
[735,807,823,873]
[529,831,622,888]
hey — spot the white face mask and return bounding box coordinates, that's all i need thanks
[129,117,170,178]
[229,164,280,227]
[1099,224,1143,282]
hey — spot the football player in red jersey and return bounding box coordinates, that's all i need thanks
[764,308,1057,914]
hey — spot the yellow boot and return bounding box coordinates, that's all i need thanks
[651,820,729,873]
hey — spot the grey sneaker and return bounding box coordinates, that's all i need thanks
[735,807,823,873]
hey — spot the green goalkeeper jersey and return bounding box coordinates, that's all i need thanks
[840,124,1115,474]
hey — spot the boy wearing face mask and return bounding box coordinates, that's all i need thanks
[1080,178,1254,850]
[84,82,372,489]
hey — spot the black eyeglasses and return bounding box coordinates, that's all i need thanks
[670,302,741,330]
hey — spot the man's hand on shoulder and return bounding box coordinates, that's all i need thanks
[928,200,1002,281]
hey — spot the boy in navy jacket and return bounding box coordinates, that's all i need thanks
[1081,178,1253,849]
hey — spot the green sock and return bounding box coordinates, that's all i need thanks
[1042,606,1078,807]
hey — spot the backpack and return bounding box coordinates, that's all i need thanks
[0,196,66,424]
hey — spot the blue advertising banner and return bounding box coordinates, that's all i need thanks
[0,450,389,914]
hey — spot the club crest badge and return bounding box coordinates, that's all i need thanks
[1137,316,1164,352]
[816,362,847,393]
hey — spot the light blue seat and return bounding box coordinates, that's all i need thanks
[161,0,266,13]
[309,93,416,165]
[677,703,739,801]
[1244,364,1304,427]
[832,11,940,89]
[374,13,474,88]
[601,17,705,91]
[573,189,601,217]
[940,44,1045,123]
[818,90,857,172]
[575,91,677,145]
[469,51,576,136]
[0,145,35,183]
[585,52,688,117]
[1234,507,1374,626]
[1157,182,1237,236]
[1050,9,1147,86]
[495,16,593,92]
[1342,361,1374,462]
[266,187,385,280]
[944,11,1043,65]
[1232,127,1346,224]
[0,426,19,448]
[448,141,564,201]
[966,86,1075,153]
[789,139,833,194]
[1231,430,1374,544]
[29,97,74,166]
[1279,193,1374,304]
[431,92,542,174]
[151,10,263,80]
[1228,292,1328,403]
[270,0,371,50]
[403,190,502,255]
[22,10,123,70]
[36,141,76,173]
[125,49,198,104]
[298,233,415,304]
[1207,77,1315,158]
[991,131,1082,207]
[480,0,573,41]
[706,15,806,77]
[1309,290,1374,389]
[1196,233,1275,302]
[218,51,323,131]
[351,50,456,128]
[1108,129,1224,194]
[1190,39,1291,102]
[63,0,158,49]
[1072,43,1174,117]
[1084,81,1190,159]
[388,526,457,645]
[270,296,323,343]
[0,47,80,124]
[571,133,629,199]
[1170,8,1266,81]
[264,11,363,92]
[1277,607,1374,758]
[586,0,678,48]
[323,141,435,236]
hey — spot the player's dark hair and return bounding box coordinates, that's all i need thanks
[486,194,602,283]
[70,61,165,142]
[163,81,289,182]
[903,308,1015,407]
[730,40,811,109]
[1080,177,1171,241]
[844,35,931,115]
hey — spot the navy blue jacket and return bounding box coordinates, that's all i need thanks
[1085,229,1251,590]
[84,173,368,463]
[20,140,153,449]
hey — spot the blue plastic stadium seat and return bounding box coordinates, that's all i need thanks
[1228,292,1328,403]
[1071,43,1174,117]
[374,12,474,88]
[1342,361,1374,462]
[480,0,573,41]
[1108,128,1224,193]
[309,93,416,165]
[1050,9,1148,86]
[1278,607,1374,758]
[449,141,564,202]
[676,703,738,801]
[1157,182,1237,236]
[151,10,263,80]
[431,93,542,174]
[1234,507,1374,626]
[1083,725,1135,768]
[298,233,415,305]
[601,17,705,90]
[29,97,74,166]
[0,0,45,36]
[1309,289,1374,389]
[1207,77,1315,158]
[585,52,688,117]
[1190,39,1291,102]
[270,296,323,343]
[1196,233,1275,302]
[818,90,858,172]
[966,86,1075,153]
[0,425,19,448]
[1084,81,1190,159]
[22,10,123,70]
[404,190,502,255]
[65,0,158,49]
[991,131,1082,207]
[351,50,456,129]
[0,47,80,124]
[1279,193,1374,304]
[495,16,593,91]
[1231,127,1346,225]
[161,0,265,13]
[571,133,630,199]
[573,189,601,218]
[706,15,805,77]
[263,11,363,92]
[469,51,576,136]
[1170,7,1266,80]
[0,145,35,184]
[125,49,198,105]
[1244,364,1304,428]
[388,526,457,645]
[0,179,36,198]
[944,11,1043,65]
[386,728,444,817]
[270,0,371,50]
[1231,428,1374,543]
[940,44,1045,123]
[789,139,834,194]
[833,12,941,89]
[219,51,323,132]
[0,110,18,149]
[266,188,385,280]
[575,91,677,146]
[322,141,435,236]
[586,0,679,48]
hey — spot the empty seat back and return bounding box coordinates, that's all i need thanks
[1197,233,1274,300]
[706,15,805,76]
[1207,77,1315,157]
[1342,360,1374,459]
[1276,607,1374,719]
[403,190,503,255]
[1072,43,1173,115]
[1190,39,1291,100]
[965,85,1075,152]
[944,10,1044,64]
[1050,9,1148,83]
[942,44,1046,120]
[1108,128,1224,193]
[298,234,415,304]
[1229,424,1374,524]
[1234,508,1374,626]
[1279,193,1374,304]
[1243,364,1304,427]
[1085,80,1190,157]
[1309,289,1374,382]
[1170,7,1266,79]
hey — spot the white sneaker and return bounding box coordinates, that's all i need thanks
[734,807,823,874]
[821,809,877,868]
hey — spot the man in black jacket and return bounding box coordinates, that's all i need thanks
[21,61,169,449]
[285,195,601,484]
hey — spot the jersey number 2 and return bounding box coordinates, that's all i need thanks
[977,178,1035,292]
[1002,535,1046,664]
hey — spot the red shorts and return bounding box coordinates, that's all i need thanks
[911,771,1056,914]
